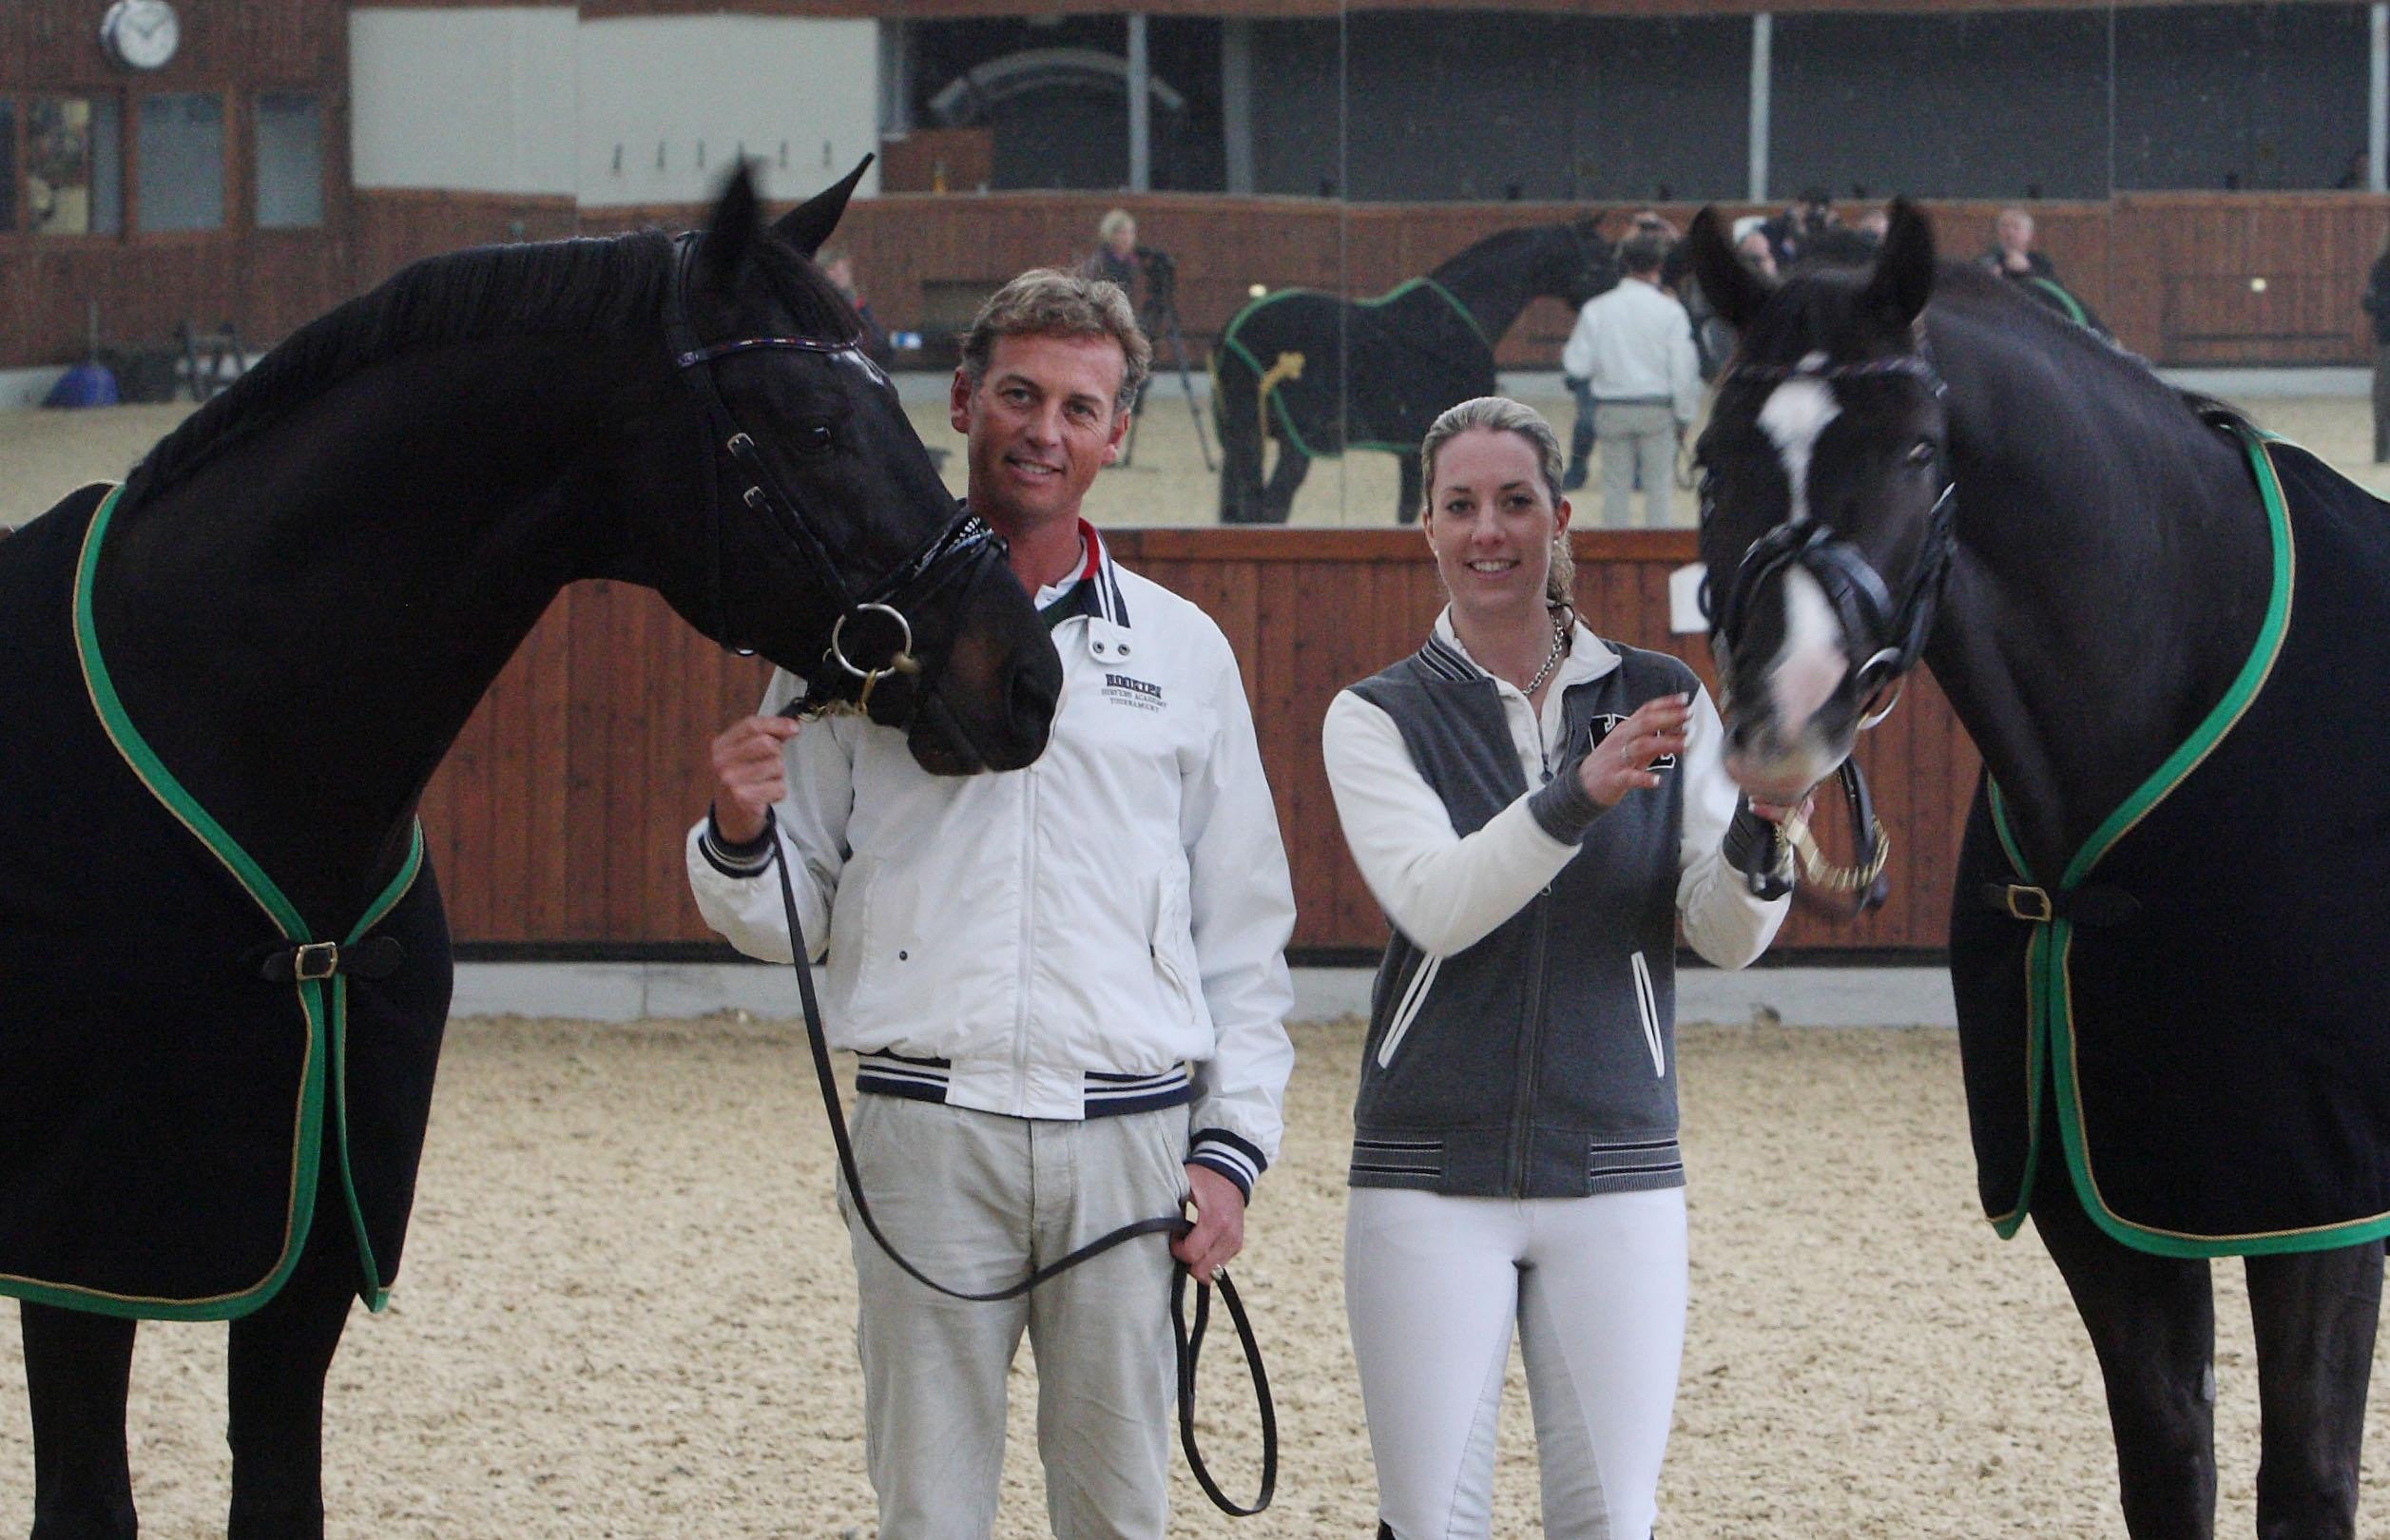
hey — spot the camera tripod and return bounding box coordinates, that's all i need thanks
[1121,293,1216,472]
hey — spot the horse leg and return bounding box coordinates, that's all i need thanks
[222,1213,362,1539]
[2031,1163,2219,1539]
[20,1302,139,1540]
[1396,452,1423,526]
[1261,440,1309,525]
[1216,398,1266,525]
[2244,1242,2381,1540]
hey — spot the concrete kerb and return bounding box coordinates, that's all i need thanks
[451,961,1956,1029]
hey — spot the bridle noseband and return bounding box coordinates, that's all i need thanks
[665,231,1008,721]
[1704,352,1957,726]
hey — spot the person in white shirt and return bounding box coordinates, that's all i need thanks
[688,269,1297,1540]
[1559,231,1702,529]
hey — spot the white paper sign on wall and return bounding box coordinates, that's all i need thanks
[1668,562,1708,635]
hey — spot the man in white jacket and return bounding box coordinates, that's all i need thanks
[687,269,1297,1540]
[1560,230,1702,529]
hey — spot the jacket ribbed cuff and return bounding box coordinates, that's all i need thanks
[700,805,778,878]
[1723,799,1792,900]
[1527,769,1607,844]
[1187,1128,1267,1203]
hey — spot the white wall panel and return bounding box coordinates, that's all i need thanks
[350,8,579,195]
[576,16,880,208]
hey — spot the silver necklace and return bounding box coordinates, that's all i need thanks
[1522,611,1571,695]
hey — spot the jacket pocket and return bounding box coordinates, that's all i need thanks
[1629,949,1665,1078]
[1149,869,1202,1030]
[1376,953,1442,1068]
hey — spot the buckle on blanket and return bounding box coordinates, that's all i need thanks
[255,936,406,984]
[291,942,340,981]
[2000,885,2053,923]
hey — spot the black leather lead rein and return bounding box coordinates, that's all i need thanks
[766,837,1277,1516]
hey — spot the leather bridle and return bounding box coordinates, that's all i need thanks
[665,231,1011,722]
[1700,352,1958,911]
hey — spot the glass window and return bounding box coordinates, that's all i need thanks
[137,92,224,233]
[0,100,15,232]
[28,96,123,237]
[254,92,325,229]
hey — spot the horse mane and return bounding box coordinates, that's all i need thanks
[1923,260,2250,435]
[124,228,860,503]
[1428,219,1597,283]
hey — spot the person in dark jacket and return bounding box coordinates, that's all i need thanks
[1320,395,1795,1540]
[2364,233,2390,462]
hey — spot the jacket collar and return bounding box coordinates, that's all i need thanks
[1035,519,1132,629]
[1421,606,1620,690]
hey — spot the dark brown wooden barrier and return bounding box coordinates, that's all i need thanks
[420,529,1979,957]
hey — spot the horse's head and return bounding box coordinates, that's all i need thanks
[1686,199,1956,804]
[664,163,1060,775]
[1549,216,1622,310]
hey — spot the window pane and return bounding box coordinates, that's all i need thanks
[137,92,224,232]
[0,100,15,232]
[254,91,324,229]
[29,96,123,236]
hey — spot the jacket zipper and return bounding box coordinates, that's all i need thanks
[1507,687,1561,1194]
[1509,892,1554,1195]
[1013,760,1039,1107]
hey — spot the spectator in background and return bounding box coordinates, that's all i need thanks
[1561,231,1700,529]
[1760,187,1837,269]
[819,245,895,369]
[1983,208,2058,284]
[2363,231,2390,462]
[1734,228,1779,280]
[1084,208,1142,297]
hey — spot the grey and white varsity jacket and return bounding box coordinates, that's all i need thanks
[1320,612,1788,1199]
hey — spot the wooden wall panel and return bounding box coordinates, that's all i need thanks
[422,534,1980,957]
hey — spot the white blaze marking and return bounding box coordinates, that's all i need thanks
[1769,567,1849,734]
[1756,375,1840,527]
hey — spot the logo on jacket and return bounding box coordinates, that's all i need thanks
[1589,712,1677,772]
[1103,672,1165,711]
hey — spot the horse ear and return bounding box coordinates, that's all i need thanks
[1687,206,1769,334]
[773,156,874,260]
[700,162,764,285]
[1861,198,1937,331]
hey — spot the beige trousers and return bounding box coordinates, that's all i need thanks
[1592,401,1681,529]
[838,1093,1189,1540]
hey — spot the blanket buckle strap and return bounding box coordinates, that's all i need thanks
[2000,884,2054,924]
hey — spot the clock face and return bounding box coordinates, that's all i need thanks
[101,0,180,72]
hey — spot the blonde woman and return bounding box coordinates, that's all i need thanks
[1320,396,1795,1540]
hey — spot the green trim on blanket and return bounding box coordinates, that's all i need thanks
[2022,277,2089,329]
[1219,277,1490,461]
[11,483,426,1319]
[1984,426,2390,1256]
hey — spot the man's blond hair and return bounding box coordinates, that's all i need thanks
[960,268,1152,414]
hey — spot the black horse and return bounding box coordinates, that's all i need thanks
[0,164,1060,1539]
[1210,219,1616,525]
[1686,201,2388,1538]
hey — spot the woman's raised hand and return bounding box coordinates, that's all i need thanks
[1577,694,1689,809]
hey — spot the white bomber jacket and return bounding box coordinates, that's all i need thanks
[685,526,1298,1199]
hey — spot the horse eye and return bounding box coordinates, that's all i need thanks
[1906,441,1937,469]
[796,420,835,456]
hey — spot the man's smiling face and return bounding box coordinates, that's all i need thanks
[951,332,1129,533]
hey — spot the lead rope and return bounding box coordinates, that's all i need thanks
[767,838,1277,1515]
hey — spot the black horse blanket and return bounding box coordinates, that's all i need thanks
[1952,428,2390,1258]
[0,484,451,1319]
